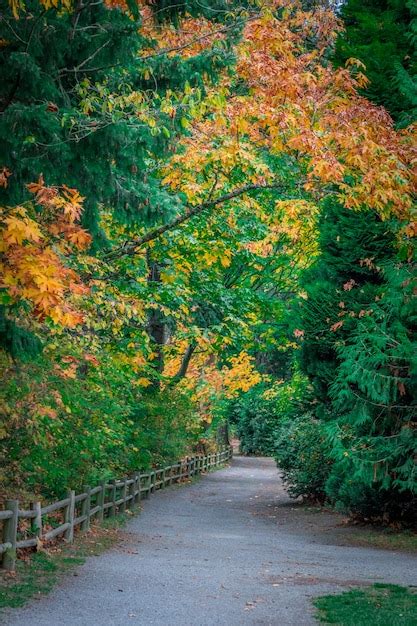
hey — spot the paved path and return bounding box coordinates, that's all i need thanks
[5,457,417,625]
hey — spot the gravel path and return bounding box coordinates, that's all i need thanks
[4,456,417,625]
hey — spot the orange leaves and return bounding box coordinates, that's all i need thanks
[155,2,415,242]
[65,228,92,250]
[0,167,12,188]
[26,177,86,228]
[138,7,227,61]
[1,178,90,327]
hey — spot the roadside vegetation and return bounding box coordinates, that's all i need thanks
[314,584,417,626]
[0,3,416,622]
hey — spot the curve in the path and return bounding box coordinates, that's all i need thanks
[4,456,417,626]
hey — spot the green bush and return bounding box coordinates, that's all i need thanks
[230,385,281,455]
[275,413,333,501]
[0,350,200,499]
[225,372,309,456]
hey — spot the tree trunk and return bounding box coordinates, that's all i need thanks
[146,251,166,389]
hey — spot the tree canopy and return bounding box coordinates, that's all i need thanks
[1,0,416,521]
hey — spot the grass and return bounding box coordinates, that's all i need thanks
[314,584,417,625]
[0,513,129,612]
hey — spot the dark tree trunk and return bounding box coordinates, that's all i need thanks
[146,251,166,389]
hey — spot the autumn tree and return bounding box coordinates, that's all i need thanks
[1,0,416,518]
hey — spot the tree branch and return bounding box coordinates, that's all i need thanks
[169,341,197,384]
[105,182,286,260]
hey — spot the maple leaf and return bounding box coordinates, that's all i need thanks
[66,228,92,249]
[3,213,43,245]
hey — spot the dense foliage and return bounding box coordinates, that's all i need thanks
[1,0,416,524]
[335,0,417,125]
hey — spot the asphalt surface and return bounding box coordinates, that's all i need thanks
[4,456,417,625]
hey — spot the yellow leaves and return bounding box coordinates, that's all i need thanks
[345,57,367,71]
[2,211,42,245]
[202,248,232,268]
[9,0,24,18]
[8,0,72,17]
[160,270,176,284]
[137,377,152,388]
[1,178,90,327]
[222,351,262,398]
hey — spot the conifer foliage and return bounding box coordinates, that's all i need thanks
[335,0,417,125]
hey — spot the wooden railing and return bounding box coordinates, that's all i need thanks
[0,446,233,571]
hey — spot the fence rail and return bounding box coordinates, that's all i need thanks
[0,446,233,571]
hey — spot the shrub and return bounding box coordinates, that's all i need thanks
[275,413,333,501]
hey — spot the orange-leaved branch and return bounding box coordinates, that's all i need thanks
[0,176,90,326]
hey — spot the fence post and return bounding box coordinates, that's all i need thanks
[135,473,141,505]
[110,479,117,516]
[121,478,127,513]
[144,475,150,499]
[64,490,75,543]
[132,472,140,508]
[128,474,136,509]
[151,471,156,494]
[30,501,42,547]
[2,500,18,571]
[98,481,106,522]
[81,486,91,531]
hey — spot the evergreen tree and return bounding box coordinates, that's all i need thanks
[298,200,395,411]
[297,201,417,520]
[0,0,242,358]
[335,0,417,125]
[0,0,238,238]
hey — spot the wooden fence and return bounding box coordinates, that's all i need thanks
[0,446,233,571]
